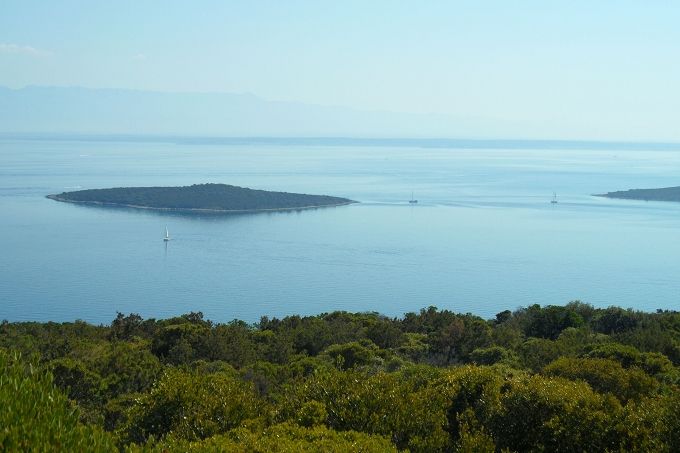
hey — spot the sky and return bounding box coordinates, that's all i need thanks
[2,1,680,140]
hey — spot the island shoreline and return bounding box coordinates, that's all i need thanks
[593,185,680,203]
[46,194,357,213]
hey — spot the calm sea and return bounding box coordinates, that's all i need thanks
[1,136,679,324]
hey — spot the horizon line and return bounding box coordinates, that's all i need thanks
[2,133,680,150]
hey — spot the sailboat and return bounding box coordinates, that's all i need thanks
[163,227,171,241]
[551,192,558,204]
[409,191,418,204]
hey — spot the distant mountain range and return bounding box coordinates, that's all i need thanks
[0,85,506,137]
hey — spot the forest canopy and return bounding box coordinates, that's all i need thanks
[1,302,679,452]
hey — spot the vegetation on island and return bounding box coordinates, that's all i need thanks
[47,183,354,212]
[2,302,679,452]
[597,185,680,202]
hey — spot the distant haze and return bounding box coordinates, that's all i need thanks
[0,85,677,142]
[0,85,512,138]
[3,2,680,140]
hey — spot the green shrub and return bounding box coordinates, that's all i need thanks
[278,368,449,452]
[140,422,397,452]
[469,346,519,367]
[321,341,379,370]
[0,350,116,451]
[617,394,680,452]
[491,374,621,452]
[543,357,659,402]
[120,368,263,443]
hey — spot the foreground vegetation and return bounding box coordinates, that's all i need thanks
[1,302,679,452]
[47,183,354,212]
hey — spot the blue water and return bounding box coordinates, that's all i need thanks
[2,137,680,324]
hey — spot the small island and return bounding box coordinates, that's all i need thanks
[47,183,355,212]
[595,186,680,203]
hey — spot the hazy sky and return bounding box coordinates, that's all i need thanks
[2,1,680,140]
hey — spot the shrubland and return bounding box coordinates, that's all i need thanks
[1,302,679,451]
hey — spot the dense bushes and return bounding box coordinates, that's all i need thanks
[277,367,449,451]
[144,423,398,453]
[1,303,679,451]
[0,350,116,451]
[120,368,263,443]
[543,357,659,402]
